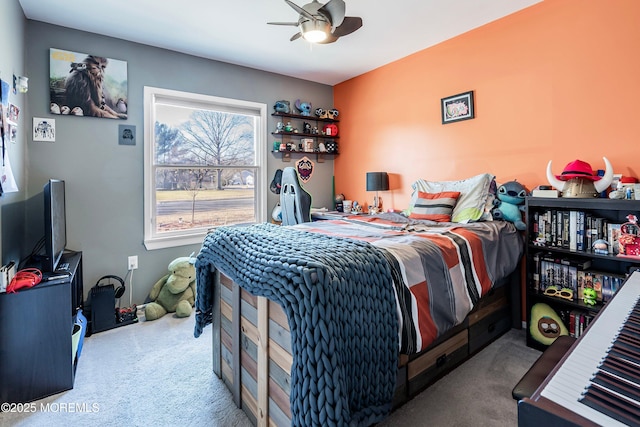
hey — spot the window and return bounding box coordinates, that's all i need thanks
[144,87,267,250]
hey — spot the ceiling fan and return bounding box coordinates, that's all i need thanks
[268,0,363,44]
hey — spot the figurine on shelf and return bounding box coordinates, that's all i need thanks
[583,287,597,306]
[323,123,339,136]
[325,141,338,154]
[284,122,293,132]
[592,239,609,255]
[295,99,312,116]
[303,122,311,134]
[275,121,284,133]
[327,108,339,120]
[274,100,290,114]
[315,108,328,119]
[311,126,319,135]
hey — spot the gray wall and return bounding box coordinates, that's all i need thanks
[0,0,28,265]
[22,20,334,304]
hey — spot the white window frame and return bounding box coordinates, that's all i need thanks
[143,86,267,250]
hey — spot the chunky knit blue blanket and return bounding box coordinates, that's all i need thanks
[194,223,398,427]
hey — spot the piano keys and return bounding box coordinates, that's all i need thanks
[519,270,640,427]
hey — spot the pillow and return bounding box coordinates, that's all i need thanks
[409,191,460,222]
[409,173,496,223]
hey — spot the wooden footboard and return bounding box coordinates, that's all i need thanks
[213,271,518,426]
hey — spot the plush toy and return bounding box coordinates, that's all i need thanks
[491,180,527,231]
[583,287,597,306]
[144,256,196,321]
[294,99,312,116]
[273,100,290,114]
[529,303,568,346]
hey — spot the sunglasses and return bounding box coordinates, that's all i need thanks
[543,286,574,301]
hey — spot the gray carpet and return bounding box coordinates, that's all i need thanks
[0,312,540,427]
[380,328,541,426]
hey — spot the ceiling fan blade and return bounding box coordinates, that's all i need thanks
[268,21,300,26]
[290,32,303,41]
[318,0,345,28]
[331,16,362,38]
[284,0,315,21]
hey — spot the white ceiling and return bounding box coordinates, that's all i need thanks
[18,0,542,86]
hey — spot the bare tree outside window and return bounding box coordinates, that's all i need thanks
[144,87,266,250]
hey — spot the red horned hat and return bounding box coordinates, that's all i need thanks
[555,159,600,182]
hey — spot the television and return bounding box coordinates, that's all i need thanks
[43,179,67,273]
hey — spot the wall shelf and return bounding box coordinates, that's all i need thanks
[271,150,338,163]
[271,111,339,162]
[272,111,339,123]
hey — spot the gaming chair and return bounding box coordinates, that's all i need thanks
[280,167,312,225]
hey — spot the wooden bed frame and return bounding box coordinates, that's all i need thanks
[208,266,521,426]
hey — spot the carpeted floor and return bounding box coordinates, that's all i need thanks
[0,312,540,427]
[380,328,541,426]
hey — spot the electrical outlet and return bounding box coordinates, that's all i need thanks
[128,255,138,270]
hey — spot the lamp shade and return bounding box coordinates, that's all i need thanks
[366,172,389,192]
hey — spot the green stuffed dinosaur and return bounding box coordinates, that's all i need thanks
[144,256,196,321]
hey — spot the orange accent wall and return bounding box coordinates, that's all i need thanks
[334,0,640,211]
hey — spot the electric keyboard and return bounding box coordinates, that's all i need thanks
[519,270,640,427]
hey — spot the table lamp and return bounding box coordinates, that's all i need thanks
[366,172,389,214]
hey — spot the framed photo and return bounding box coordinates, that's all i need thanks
[302,138,314,152]
[49,48,128,120]
[441,90,474,124]
[119,124,136,145]
[33,117,56,142]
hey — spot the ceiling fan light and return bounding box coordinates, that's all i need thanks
[300,19,330,43]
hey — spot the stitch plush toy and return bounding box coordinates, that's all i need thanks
[491,180,528,231]
[144,256,196,321]
[294,99,312,116]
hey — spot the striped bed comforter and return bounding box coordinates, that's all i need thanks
[293,212,524,354]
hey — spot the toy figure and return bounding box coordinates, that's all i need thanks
[491,180,527,230]
[592,239,609,255]
[583,287,597,306]
[295,99,312,116]
[274,100,290,114]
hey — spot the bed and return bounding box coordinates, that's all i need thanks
[194,174,525,427]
